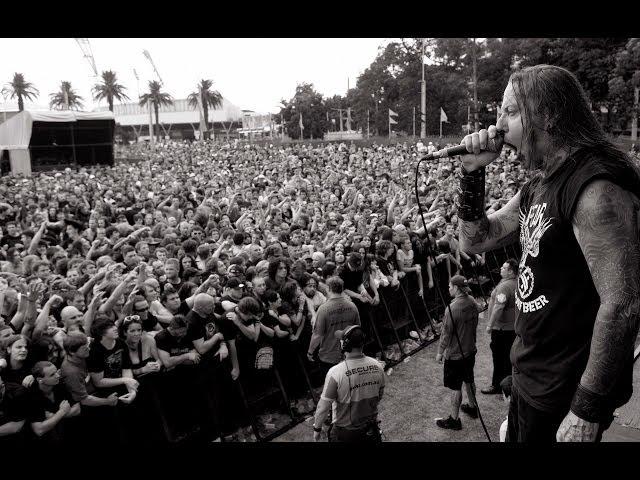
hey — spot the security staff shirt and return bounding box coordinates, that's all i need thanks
[321,355,385,429]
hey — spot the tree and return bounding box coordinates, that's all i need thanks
[92,70,130,112]
[281,83,328,140]
[187,79,223,140]
[139,80,173,142]
[609,38,640,138]
[49,81,84,110]
[1,73,39,111]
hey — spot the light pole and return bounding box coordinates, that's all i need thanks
[420,38,427,139]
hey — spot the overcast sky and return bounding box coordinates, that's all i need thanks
[0,38,390,113]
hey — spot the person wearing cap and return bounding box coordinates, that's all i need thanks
[435,275,480,431]
[312,325,385,443]
[220,277,247,312]
[481,259,518,395]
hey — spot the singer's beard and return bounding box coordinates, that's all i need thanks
[507,136,544,171]
[518,150,544,171]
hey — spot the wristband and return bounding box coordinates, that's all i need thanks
[570,384,609,423]
[455,166,486,221]
[313,425,322,433]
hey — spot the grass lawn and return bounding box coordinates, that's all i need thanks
[272,307,508,442]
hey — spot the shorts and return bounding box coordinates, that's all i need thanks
[443,354,475,391]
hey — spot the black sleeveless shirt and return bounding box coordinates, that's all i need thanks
[512,146,640,414]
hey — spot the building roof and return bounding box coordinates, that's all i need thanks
[104,97,243,126]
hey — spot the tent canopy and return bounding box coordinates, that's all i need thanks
[0,110,115,150]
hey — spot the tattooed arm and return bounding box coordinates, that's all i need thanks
[557,180,640,442]
[458,191,521,255]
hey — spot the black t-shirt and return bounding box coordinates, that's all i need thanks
[338,265,364,292]
[2,234,22,249]
[87,339,132,378]
[142,311,159,332]
[23,383,74,424]
[0,384,28,426]
[1,361,34,387]
[154,329,193,357]
[185,310,233,346]
[512,147,640,416]
[258,310,279,348]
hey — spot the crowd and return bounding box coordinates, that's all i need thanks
[0,137,530,444]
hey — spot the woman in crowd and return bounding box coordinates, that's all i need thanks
[119,315,161,378]
[0,335,33,386]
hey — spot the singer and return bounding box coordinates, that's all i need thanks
[456,64,640,442]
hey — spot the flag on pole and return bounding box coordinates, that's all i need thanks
[299,112,304,131]
[389,108,398,126]
[440,107,449,123]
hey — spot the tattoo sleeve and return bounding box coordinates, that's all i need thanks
[458,190,521,255]
[571,180,640,422]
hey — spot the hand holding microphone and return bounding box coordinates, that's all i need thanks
[421,125,505,172]
[459,125,504,173]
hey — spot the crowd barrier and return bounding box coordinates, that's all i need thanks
[4,243,522,445]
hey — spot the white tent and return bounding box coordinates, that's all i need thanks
[0,110,115,175]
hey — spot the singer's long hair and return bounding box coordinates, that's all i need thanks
[509,64,630,176]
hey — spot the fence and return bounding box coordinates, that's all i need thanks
[2,242,522,445]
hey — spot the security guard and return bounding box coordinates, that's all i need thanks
[312,325,385,443]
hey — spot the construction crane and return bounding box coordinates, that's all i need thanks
[74,38,98,77]
[142,50,163,86]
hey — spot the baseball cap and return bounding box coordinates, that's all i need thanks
[450,275,471,293]
[227,277,245,289]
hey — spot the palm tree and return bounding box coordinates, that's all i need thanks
[2,73,39,111]
[49,81,84,110]
[92,70,130,112]
[187,79,223,140]
[139,80,173,142]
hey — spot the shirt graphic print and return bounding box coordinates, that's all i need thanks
[516,203,553,314]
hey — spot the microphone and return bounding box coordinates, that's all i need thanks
[422,130,506,160]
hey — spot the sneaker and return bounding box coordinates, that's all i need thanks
[436,416,462,430]
[460,403,478,419]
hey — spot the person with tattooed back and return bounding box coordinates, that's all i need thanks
[456,64,640,442]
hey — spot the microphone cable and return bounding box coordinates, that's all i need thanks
[414,155,493,443]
